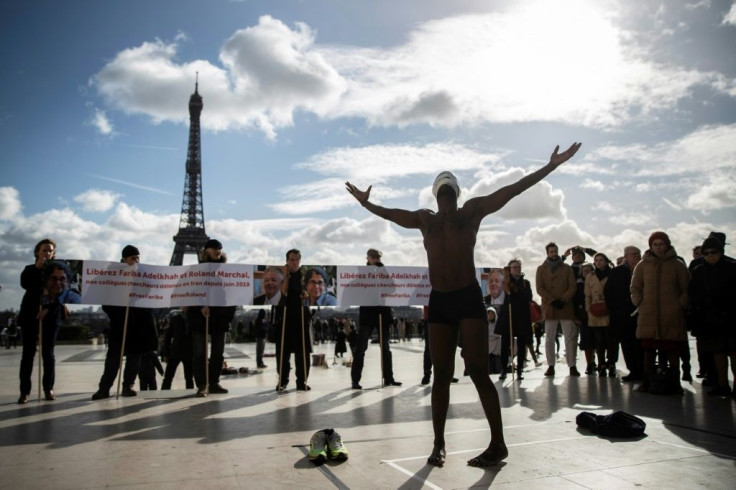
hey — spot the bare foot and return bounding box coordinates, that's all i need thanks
[467,445,508,467]
[427,446,446,467]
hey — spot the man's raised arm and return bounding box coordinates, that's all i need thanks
[345,182,422,229]
[468,142,582,218]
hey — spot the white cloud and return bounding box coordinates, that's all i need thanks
[459,168,567,221]
[580,178,606,191]
[609,212,656,227]
[686,172,736,211]
[90,108,114,135]
[91,16,346,139]
[90,3,735,137]
[593,201,616,213]
[295,143,501,182]
[585,124,736,177]
[723,3,736,24]
[0,187,22,220]
[73,189,121,212]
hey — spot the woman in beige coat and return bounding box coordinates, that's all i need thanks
[585,253,617,377]
[630,231,690,393]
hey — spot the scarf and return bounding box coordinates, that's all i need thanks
[546,257,562,272]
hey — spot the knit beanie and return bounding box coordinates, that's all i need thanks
[648,231,671,249]
[121,245,140,258]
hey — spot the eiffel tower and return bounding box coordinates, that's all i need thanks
[170,78,209,265]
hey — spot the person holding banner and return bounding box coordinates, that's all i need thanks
[346,141,581,468]
[275,249,312,391]
[189,239,236,397]
[93,245,157,400]
[17,239,55,403]
[18,259,80,403]
[351,248,402,389]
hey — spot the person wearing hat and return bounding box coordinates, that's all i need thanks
[688,236,736,397]
[187,239,236,397]
[687,232,733,384]
[93,245,158,400]
[346,141,581,468]
[350,248,402,389]
[630,231,690,394]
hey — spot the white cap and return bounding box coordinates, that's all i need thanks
[432,171,460,198]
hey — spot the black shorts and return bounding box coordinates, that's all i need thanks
[428,283,487,325]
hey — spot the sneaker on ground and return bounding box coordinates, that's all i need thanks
[544,366,555,377]
[196,387,208,397]
[326,429,348,461]
[309,430,328,462]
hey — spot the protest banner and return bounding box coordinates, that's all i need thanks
[337,266,483,306]
[81,261,254,307]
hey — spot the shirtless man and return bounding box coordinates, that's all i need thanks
[346,142,581,468]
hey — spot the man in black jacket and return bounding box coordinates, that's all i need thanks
[350,248,402,389]
[93,245,158,400]
[189,239,237,397]
[604,245,643,381]
[275,249,312,391]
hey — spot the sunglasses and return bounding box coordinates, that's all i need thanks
[702,249,721,256]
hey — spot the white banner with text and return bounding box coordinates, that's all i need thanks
[81,261,254,307]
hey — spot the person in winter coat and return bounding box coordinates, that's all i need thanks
[536,242,580,377]
[93,245,157,400]
[630,231,690,393]
[17,239,56,403]
[496,260,533,380]
[189,239,236,397]
[688,236,736,397]
[335,322,348,358]
[585,253,617,377]
[19,260,81,403]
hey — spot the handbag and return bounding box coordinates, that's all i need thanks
[529,301,543,323]
[590,301,609,317]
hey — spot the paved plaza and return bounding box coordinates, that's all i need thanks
[0,338,734,489]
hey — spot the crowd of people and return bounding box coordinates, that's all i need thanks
[12,142,735,469]
[481,231,734,402]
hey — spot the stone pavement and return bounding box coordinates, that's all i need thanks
[0,338,734,489]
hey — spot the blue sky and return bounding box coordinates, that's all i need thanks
[2,0,735,311]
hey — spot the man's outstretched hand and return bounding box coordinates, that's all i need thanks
[549,142,582,168]
[345,182,372,204]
